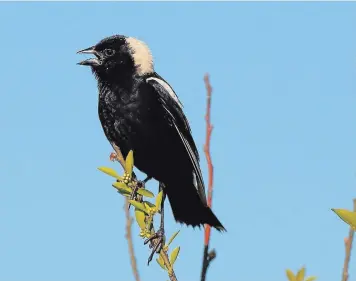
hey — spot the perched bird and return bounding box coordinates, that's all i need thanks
[77,35,225,243]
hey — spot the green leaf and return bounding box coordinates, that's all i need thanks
[137,188,154,198]
[112,182,132,193]
[169,246,180,266]
[135,209,146,229]
[305,276,317,281]
[286,269,296,281]
[125,150,134,176]
[167,230,180,246]
[332,208,356,229]
[156,191,163,211]
[143,201,156,209]
[113,181,129,189]
[296,267,305,281]
[156,256,166,270]
[98,167,121,179]
[118,190,130,197]
[128,200,148,214]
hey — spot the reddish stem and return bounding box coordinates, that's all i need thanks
[341,199,356,281]
[203,74,214,246]
[201,74,217,281]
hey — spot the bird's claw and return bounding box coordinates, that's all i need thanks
[137,180,145,189]
[127,178,151,210]
[127,184,140,210]
[144,227,164,245]
[145,228,165,265]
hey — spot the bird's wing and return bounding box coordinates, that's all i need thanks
[146,74,207,205]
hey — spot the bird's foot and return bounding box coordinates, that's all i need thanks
[109,152,118,162]
[137,180,145,189]
[137,176,152,188]
[127,177,152,210]
[127,181,144,209]
[144,228,165,265]
[127,183,139,209]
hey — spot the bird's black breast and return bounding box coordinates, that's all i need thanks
[97,79,159,160]
[97,78,188,181]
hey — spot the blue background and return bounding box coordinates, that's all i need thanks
[1,2,356,281]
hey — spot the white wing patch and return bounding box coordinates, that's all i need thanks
[147,75,206,203]
[146,77,183,109]
[192,171,198,189]
[173,122,207,204]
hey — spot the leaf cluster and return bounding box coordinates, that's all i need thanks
[98,150,181,271]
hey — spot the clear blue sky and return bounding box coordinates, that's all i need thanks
[1,2,356,281]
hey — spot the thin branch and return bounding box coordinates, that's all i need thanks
[341,198,356,281]
[112,144,140,281]
[201,74,217,281]
[111,143,126,168]
[158,241,178,281]
[203,74,214,246]
[124,198,141,281]
[112,144,178,281]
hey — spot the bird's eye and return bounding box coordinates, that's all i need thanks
[103,49,115,56]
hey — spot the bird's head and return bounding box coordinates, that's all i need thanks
[77,35,154,79]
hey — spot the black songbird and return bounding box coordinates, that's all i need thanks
[77,35,225,255]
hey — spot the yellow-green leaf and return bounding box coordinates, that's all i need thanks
[125,150,134,176]
[305,276,317,281]
[112,182,132,193]
[143,201,156,209]
[128,200,148,214]
[296,267,305,281]
[137,189,154,198]
[113,181,129,189]
[118,190,130,197]
[135,209,146,229]
[286,269,296,281]
[156,256,166,270]
[156,191,163,210]
[332,208,356,229]
[169,246,180,266]
[98,167,122,179]
[167,230,180,246]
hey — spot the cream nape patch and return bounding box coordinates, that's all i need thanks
[126,37,154,75]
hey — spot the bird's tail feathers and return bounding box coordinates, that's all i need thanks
[164,181,225,231]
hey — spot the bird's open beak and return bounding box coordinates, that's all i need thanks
[77,46,101,66]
